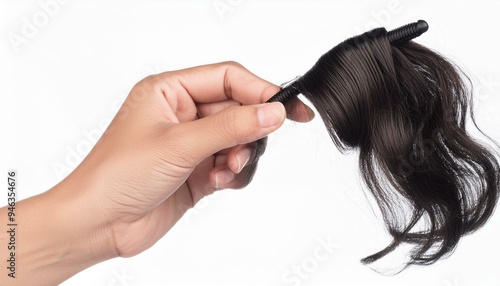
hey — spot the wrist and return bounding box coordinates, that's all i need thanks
[49,173,119,266]
[10,173,117,285]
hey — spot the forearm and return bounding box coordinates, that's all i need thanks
[0,177,116,285]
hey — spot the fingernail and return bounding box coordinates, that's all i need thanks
[258,102,285,128]
[215,169,235,188]
[236,148,253,174]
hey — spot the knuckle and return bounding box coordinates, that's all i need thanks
[223,60,243,69]
[137,74,157,87]
[133,74,163,93]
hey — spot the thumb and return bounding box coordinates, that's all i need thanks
[162,102,285,167]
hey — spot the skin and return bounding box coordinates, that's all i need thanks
[0,62,314,285]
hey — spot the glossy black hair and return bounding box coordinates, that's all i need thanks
[269,27,500,267]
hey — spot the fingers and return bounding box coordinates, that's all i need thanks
[201,136,267,189]
[161,102,285,168]
[153,61,315,123]
[196,100,241,118]
[209,158,259,190]
[226,143,256,174]
[222,138,267,188]
[157,61,280,105]
[197,97,315,123]
[154,61,314,172]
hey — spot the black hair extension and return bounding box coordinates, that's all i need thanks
[265,25,500,267]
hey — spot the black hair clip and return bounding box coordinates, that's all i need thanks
[267,20,429,104]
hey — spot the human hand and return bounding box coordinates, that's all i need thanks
[58,62,314,259]
[1,62,314,285]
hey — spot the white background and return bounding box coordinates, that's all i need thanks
[1,1,500,285]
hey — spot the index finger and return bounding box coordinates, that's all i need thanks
[157,61,280,105]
